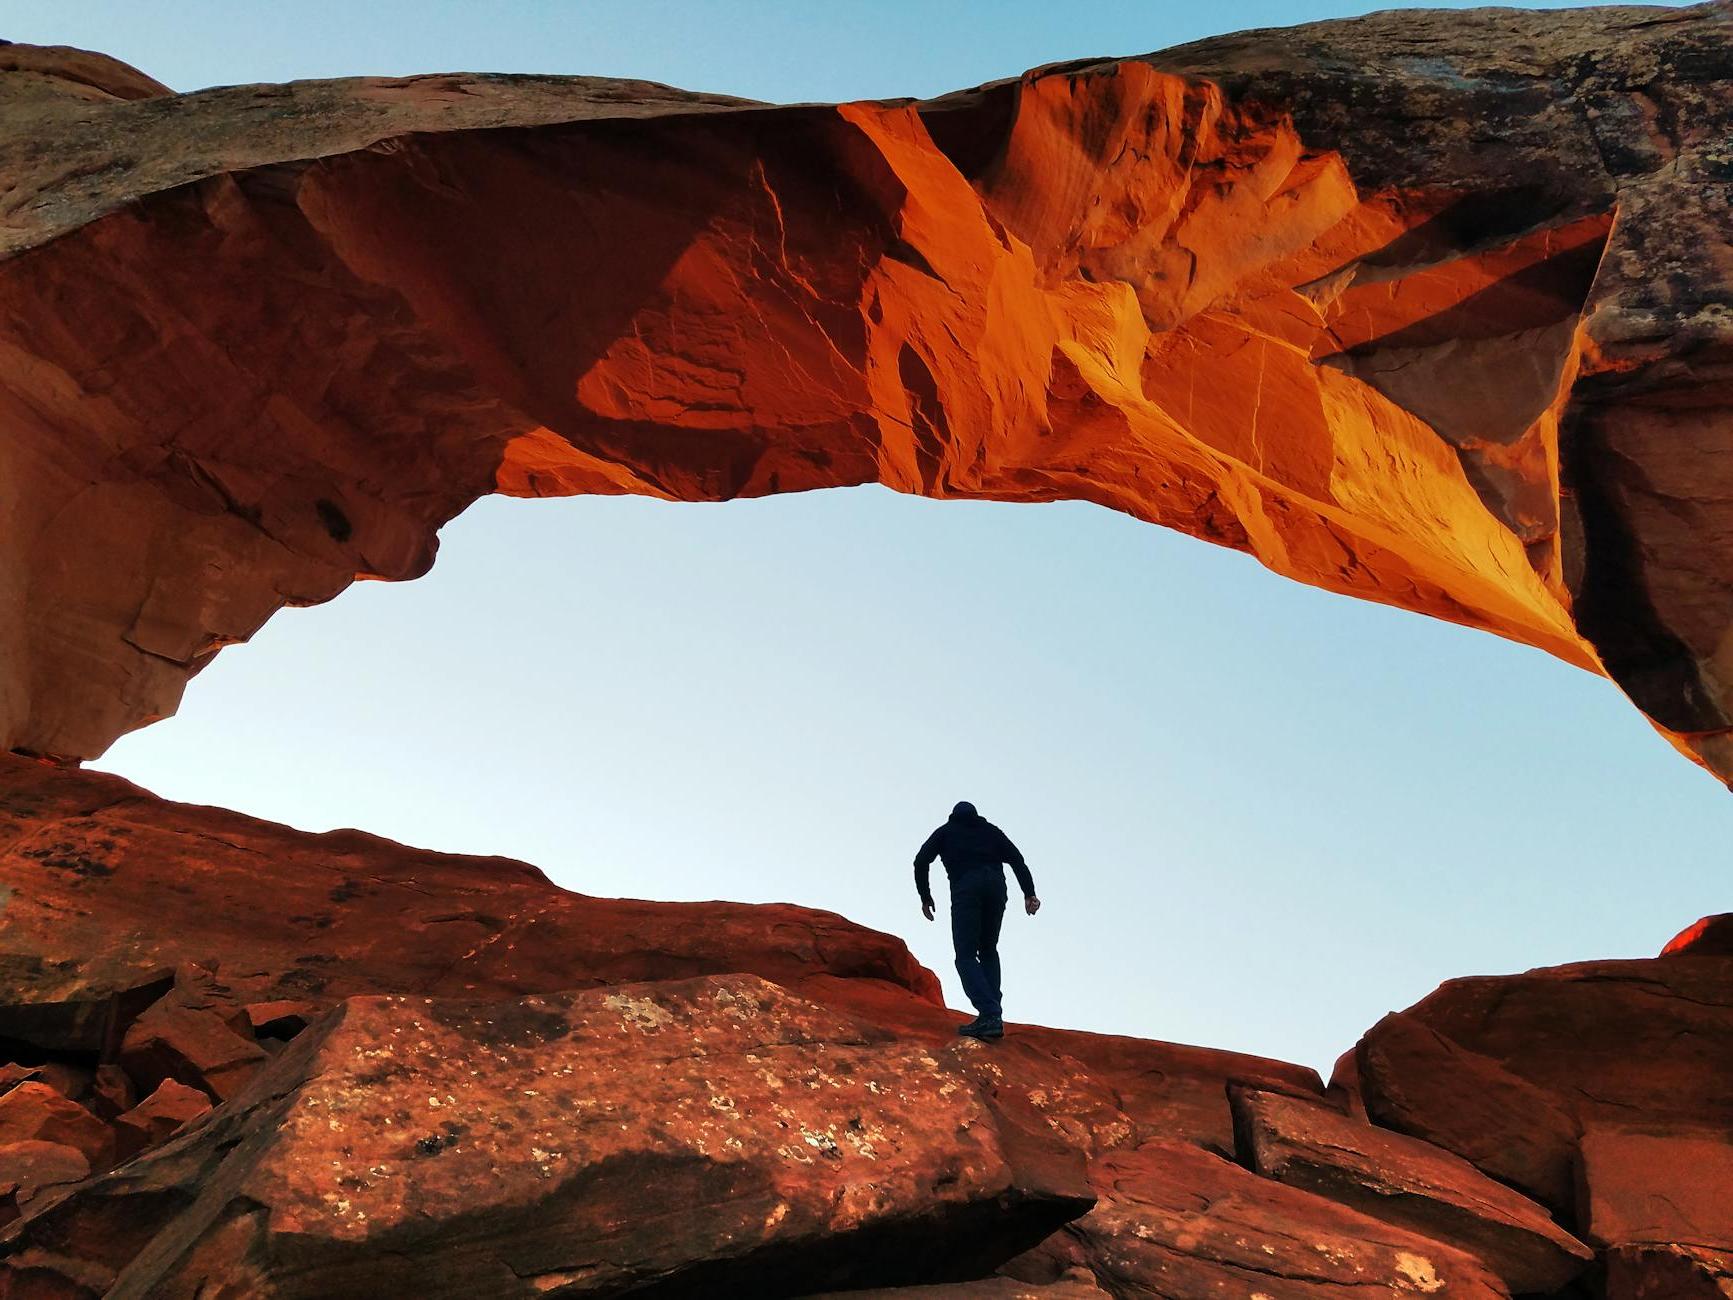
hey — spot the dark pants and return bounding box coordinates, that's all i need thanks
[950,871,1007,1020]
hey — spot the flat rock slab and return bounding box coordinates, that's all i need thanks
[1578,1127,1733,1250]
[0,975,1094,1297]
[1231,1087,1590,1294]
[1011,1140,1513,1298]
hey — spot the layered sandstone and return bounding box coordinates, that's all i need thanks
[0,7,1730,778]
[3,755,1730,1295]
[4,9,1733,1296]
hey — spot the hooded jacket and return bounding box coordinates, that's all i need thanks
[914,801,1035,909]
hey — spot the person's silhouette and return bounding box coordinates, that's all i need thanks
[914,801,1040,1040]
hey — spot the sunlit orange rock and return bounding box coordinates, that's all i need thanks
[0,6,1729,779]
[1661,913,1733,956]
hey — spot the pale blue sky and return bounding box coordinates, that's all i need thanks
[22,1,1716,1074]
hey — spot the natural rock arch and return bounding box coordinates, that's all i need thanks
[2,5,1729,780]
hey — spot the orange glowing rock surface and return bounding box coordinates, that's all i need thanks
[0,6,1729,782]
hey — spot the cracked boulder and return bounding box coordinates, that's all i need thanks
[0,975,1094,1297]
[112,1079,212,1161]
[118,963,268,1101]
[1229,1086,1591,1294]
[0,1083,112,1170]
[0,7,1729,782]
[1005,1139,1513,1298]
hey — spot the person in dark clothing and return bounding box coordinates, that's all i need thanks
[914,801,1040,1040]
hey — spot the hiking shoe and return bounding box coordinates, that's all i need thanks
[955,1017,983,1036]
[961,1017,1004,1041]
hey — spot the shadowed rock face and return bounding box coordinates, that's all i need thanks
[1,7,1731,780]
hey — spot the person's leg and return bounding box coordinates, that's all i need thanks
[949,878,991,1018]
[976,877,1006,1023]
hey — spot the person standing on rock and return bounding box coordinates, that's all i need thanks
[914,801,1040,1040]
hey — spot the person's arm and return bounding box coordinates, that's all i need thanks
[914,830,942,918]
[999,829,1038,909]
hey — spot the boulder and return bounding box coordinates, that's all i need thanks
[1009,1140,1512,1298]
[0,1083,112,1168]
[1396,958,1733,1130]
[1577,1126,1733,1251]
[0,1140,89,1221]
[112,1079,212,1160]
[1353,1011,1582,1214]
[0,976,1095,1296]
[118,964,268,1101]
[0,1062,91,1102]
[1324,1045,1367,1120]
[1230,1086,1591,1293]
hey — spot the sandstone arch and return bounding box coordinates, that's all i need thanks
[2,5,1729,780]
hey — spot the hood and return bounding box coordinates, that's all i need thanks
[949,801,977,821]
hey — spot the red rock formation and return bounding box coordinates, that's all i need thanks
[1344,943,1733,1300]
[0,7,1729,780]
[1229,1086,1590,1293]
[111,1079,212,1160]
[0,1142,89,1226]
[1606,1245,1733,1300]
[1662,913,1733,956]
[0,1085,112,1169]
[0,745,1730,1292]
[1350,1011,1582,1215]
[1577,1127,1733,1258]
[1008,1140,1513,1298]
[0,752,942,1043]
[3,8,1733,1294]
[7,976,1096,1297]
[1393,959,1733,1131]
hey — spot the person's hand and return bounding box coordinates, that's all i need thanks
[1025,895,1041,916]
[922,901,935,922]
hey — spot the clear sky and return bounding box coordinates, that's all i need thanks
[21,0,1717,1075]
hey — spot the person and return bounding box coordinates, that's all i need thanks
[914,801,1040,1040]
